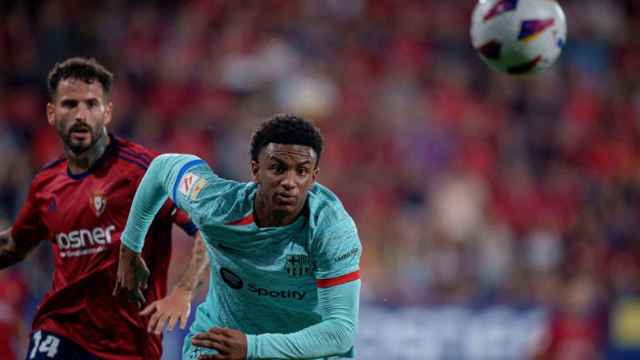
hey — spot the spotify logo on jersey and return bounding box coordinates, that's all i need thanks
[220,268,243,289]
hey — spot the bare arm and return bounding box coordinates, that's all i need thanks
[140,232,209,334]
[175,232,209,293]
[0,227,38,270]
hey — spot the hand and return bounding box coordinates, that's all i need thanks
[0,229,13,251]
[0,228,24,270]
[113,244,150,308]
[140,286,193,335]
[192,327,247,360]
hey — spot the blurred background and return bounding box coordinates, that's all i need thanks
[2,0,640,359]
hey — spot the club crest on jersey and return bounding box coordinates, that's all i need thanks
[90,190,107,217]
[179,172,200,198]
[285,254,311,277]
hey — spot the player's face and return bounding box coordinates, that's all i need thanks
[252,143,318,215]
[47,79,112,155]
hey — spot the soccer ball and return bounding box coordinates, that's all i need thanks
[470,0,567,75]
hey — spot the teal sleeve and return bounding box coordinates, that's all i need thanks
[121,153,203,253]
[245,280,360,359]
[313,218,361,280]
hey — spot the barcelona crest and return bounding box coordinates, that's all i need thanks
[285,254,310,278]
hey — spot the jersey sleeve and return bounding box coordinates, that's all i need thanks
[126,152,199,237]
[168,157,239,226]
[11,182,48,250]
[121,154,232,253]
[312,217,362,286]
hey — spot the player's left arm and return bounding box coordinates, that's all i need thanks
[193,218,362,360]
[140,231,209,334]
[114,153,205,305]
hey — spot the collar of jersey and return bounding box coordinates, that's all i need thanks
[241,187,309,234]
[66,133,117,180]
[252,212,307,233]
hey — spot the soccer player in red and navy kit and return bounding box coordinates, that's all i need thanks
[0,57,208,360]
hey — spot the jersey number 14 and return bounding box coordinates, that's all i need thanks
[29,331,60,359]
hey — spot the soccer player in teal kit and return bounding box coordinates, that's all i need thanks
[114,115,362,359]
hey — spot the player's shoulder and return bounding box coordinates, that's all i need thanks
[110,135,159,173]
[307,183,356,233]
[113,135,160,159]
[32,154,67,184]
[37,154,66,173]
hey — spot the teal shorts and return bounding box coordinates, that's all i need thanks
[181,332,220,360]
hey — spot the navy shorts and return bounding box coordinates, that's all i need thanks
[26,330,97,360]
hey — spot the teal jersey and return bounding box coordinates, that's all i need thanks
[121,154,361,359]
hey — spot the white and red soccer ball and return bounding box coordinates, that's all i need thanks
[471,0,567,75]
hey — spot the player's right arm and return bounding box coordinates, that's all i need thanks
[0,228,27,269]
[140,231,209,334]
[114,154,218,305]
[1,183,47,269]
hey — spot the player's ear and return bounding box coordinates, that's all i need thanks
[46,102,56,126]
[312,167,319,182]
[250,160,260,182]
[104,101,113,126]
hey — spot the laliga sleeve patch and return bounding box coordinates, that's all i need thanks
[178,172,200,197]
[190,178,207,200]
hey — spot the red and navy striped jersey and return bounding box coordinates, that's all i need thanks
[12,135,197,360]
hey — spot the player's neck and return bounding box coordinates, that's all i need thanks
[66,132,111,175]
[253,196,300,228]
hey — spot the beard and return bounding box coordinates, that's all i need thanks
[62,122,104,155]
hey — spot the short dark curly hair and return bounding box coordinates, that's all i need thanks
[47,57,113,100]
[250,114,324,166]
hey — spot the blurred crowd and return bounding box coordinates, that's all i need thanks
[2,0,640,358]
